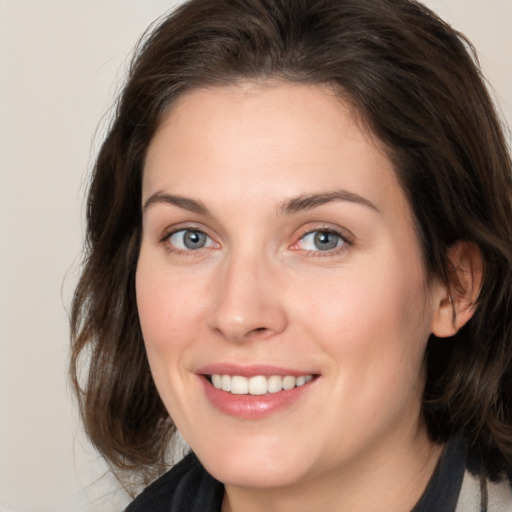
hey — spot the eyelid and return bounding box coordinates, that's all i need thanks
[171,230,215,249]
[160,222,213,242]
[160,224,220,253]
[157,222,353,256]
[290,225,354,255]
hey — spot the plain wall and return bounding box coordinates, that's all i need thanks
[0,1,510,511]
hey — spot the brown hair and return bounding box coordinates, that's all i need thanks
[71,0,512,484]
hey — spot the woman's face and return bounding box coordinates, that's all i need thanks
[136,82,445,490]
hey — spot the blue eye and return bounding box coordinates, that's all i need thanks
[299,230,345,251]
[168,229,214,250]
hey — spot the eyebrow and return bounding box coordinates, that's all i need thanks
[279,190,379,215]
[142,189,379,216]
[143,192,209,215]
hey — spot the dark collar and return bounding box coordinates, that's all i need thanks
[411,437,467,512]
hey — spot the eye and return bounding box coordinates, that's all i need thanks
[167,229,215,250]
[297,230,346,252]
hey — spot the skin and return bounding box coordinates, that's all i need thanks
[136,82,460,511]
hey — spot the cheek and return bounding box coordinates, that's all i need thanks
[135,256,213,420]
[292,252,432,385]
[135,256,208,358]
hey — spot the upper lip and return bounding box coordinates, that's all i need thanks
[196,363,318,378]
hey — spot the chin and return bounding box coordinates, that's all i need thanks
[195,440,313,489]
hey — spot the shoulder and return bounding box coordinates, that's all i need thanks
[456,444,512,512]
[124,453,224,512]
[456,470,512,512]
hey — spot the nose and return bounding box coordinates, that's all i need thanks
[206,252,288,343]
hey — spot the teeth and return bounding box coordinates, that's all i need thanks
[221,374,231,392]
[267,375,282,393]
[211,374,222,389]
[282,375,296,390]
[210,374,313,395]
[249,375,267,395]
[231,376,248,395]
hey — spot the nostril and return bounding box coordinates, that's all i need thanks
[248,327,270,337]
[244,327,274,341]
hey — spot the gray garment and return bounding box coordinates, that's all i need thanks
[456,469,512,512]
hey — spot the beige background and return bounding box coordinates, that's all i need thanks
[0,1,510,511]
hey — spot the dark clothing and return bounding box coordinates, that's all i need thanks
[125,438,512,511]
[126,453,223,512]
[411,438,466,512]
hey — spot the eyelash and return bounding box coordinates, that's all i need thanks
[159,225,353,257]
[292,226,353,257]
[160,225,217,257]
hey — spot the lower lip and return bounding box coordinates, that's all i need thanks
[200,376,315,420]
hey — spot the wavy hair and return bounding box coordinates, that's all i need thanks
[71,0,512,485]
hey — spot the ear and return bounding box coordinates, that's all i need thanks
[431,241,483,338]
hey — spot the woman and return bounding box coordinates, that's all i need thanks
[70,0,512,510]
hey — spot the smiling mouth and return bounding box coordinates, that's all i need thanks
[207,374,315,395]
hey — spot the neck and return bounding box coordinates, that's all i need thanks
[222,427,443,512]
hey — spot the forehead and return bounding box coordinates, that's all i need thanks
[143,82,409,221]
